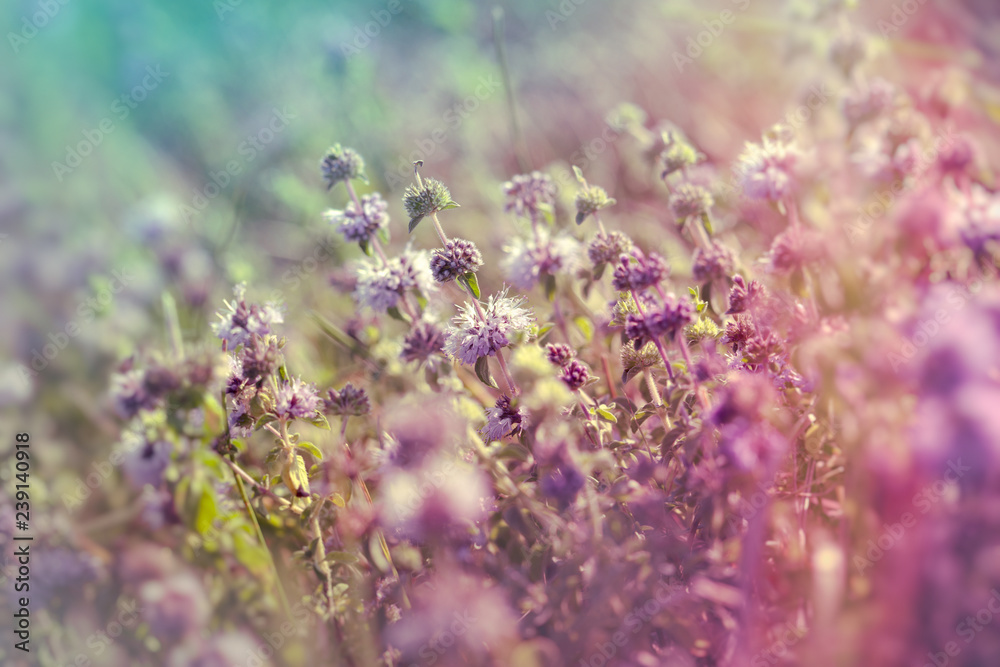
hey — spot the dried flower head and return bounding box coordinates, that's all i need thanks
[324,192,389,244]
[403,176,458,231]
[443,289,534,365]
[620,340,661,383]
[669,182,714,220]
[430,238,483,283]
[502,171,557,220]
[324,383,370,417]
[321,144,366,188]
[573,167,616,225]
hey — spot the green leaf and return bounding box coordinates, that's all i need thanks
[297,441,324,461]
[264,446,283,465]
[537,323,555,338]
[408,215,425,233]
[575,211,587,225]
[474,356,498,389]
[441,201,461,211]
[288,454,311,497]
[462,272,481,299]
[308,414,332,431]
[359,239,372,256]
[595,406,618,423]
[329,492,346,508]
[195,486,219,534]
[325,551,360,565]
[572,165,586,184]
[700,212,714,235]
[544,274,557,302]
[233,530,271,576]
[573,316,594,342]
[538,202,555,225]
[386,306,407,322]
[253,413,277,431]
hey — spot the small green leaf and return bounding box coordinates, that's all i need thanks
[595,406,618,423]
[195,486,219,534]
[359,239,372,256]
[462,272,481,299]
[386,306,407,322]
[233,530,270,576]
[475,356,498,389]
[253,414,277,430]
[538,202,555,225]
[544,274,557,302]
[572,165,586,184]
[329,492,346,508]
[575,211,587,225]
[441,201,461,211]
[297,441,324,461]
[537,323,555,338]
[408,215,424,233]
[308,414,332,431]
[264,446,283,465]
[701,212,714,235]
[288,454,311,497]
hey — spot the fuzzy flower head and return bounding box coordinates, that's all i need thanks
[403,175,458,232]
[659,133,700,179]
[354,248,435,313]
[501,228,581,290]
[324,192,388,244]
[620,340,661,383]
[669,182,714,220]
[573,167,616,225]
[692,242,736,283]
[401,321,446,365]
[734,135,799,203]
[726,275,767,314]
[443,289,534,366]
[559,359,592,391]
[321,144,366,188]
[430,238,483,283]
[546,343,575,367]
[273,377,321,421]
[611,250,668,293]
[502,171,557,220]
[212,283,284,350]
[482,395,526,441]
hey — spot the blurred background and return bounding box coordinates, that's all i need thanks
[3,0,1000,664]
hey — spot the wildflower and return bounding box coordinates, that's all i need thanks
[611,250,668,292]
[726,275,767,314]
[692,241,736,283]
[722,315,756,352]
[686,317,722,346]
[139,572,211,641]
[111,369,158,419]
[430,238,483,283]
[443,289,534,365]
[546,343,575,367]
[766,226,823,274]
[482,395,526,441]
[323,383,370,417]
[625,294,695,346]
[587,230,633,266]
[237,334,282,386]
[403,177,458,231]
[659,134,699,178]
[122,437,173,490]
[620,340,661,382]
[669,182,714,220]
[212,283,284,350]
[273,377,321,421]
[401,321,446,364]
[501,228,580,290]
[734,136,799,202]
[321,144,366,188]
[354,248,435,313]
[559,359,591,391]
[502,171,557,220]
[324,192,389,244]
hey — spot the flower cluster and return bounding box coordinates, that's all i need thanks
[443,289,533,365]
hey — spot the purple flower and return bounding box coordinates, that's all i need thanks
[540,465,586,509]
[502,171,557,219]
[587,230,633,266]
[501,228,581,290]
[212,283,284,349]
[323,382,370,417]
[122,438,173,490]
[726,275,767,314]
[443,289,533,365]
[111,369,159,419]
[669,182,714,220]
[321,144,366,188]
[722,316,756,352]
[625,294,695,346]
[324,192,388,243]
[32,548,103,608]
[766,226,822,274]
[353,248,435,313]
[140,572,211,641]
[482,395,526,441]
[430,238,483,283]
[734,136,799,202]
[401,321,445,364]
[559,359,591,391]
[692,242,736,283]
[274,377,321,420]
[611,250,669,292]
[546,343,574,367]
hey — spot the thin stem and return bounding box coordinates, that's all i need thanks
[644,370,663,407]
[492,6,530,173]
[223,457,294,509]
[495,350,519,396]
[630,288,675,382]
[430,212,450,246]
[594,212,608,236]
[344,178,363,212]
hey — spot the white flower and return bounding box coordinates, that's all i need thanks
[211,282,283,349]
[443,289,533,365]
[323,192,389,243]
[354,248,436,313]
